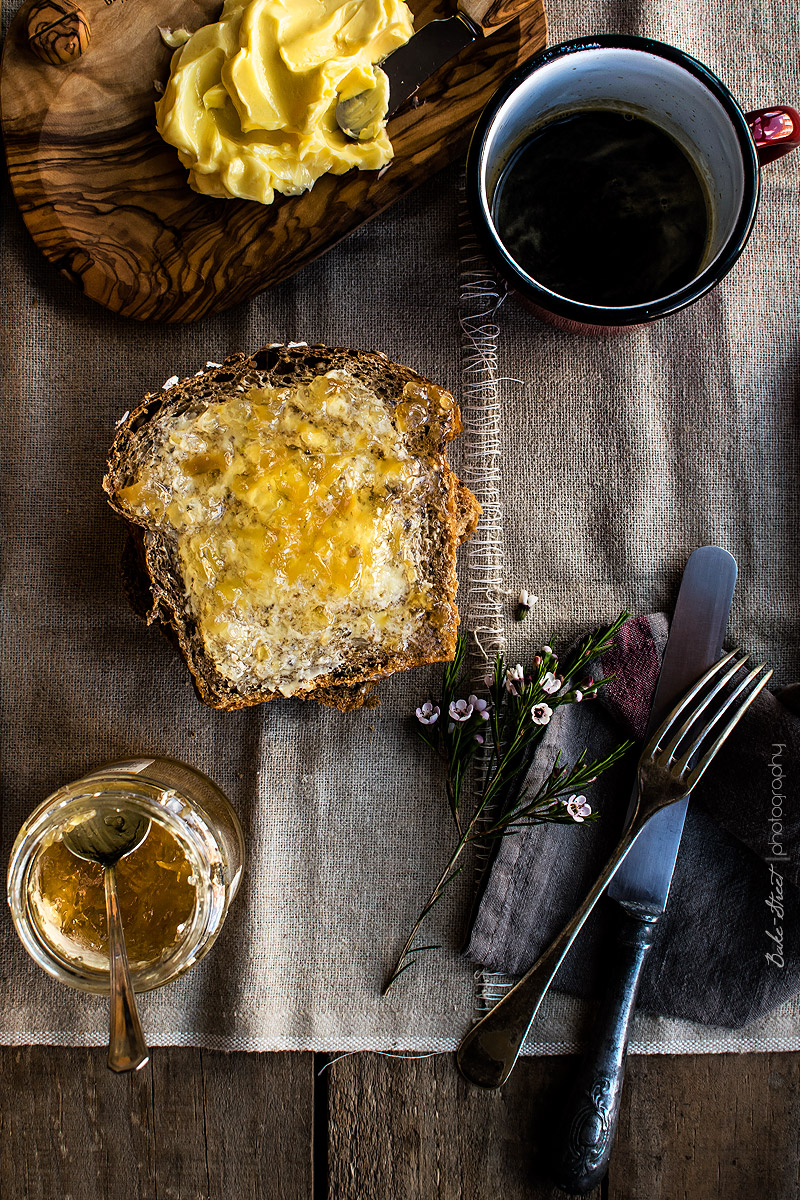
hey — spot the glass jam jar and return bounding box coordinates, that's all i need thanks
[7,757,244,994]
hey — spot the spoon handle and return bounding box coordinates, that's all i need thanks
[104,867,150,1073]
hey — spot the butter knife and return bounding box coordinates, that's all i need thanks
[550,545,738,1193]
[336,0,535,140]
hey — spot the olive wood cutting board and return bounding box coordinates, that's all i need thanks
[0,0,546,322]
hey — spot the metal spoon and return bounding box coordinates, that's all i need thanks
[336,68,391,142]
[63,809,151,1072]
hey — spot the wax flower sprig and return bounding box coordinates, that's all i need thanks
[384,611,633,994]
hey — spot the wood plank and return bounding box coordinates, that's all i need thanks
[196,1048,315,1200]
[0,0,547,322]
[327,1050,800,1199]
[610,1052,800,1200]
[0,1046,314,1200]
[326,1051,602,1200]
[0,1046,155,1199]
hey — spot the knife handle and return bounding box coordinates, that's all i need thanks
[458,0,536,34]
[550,906,659,1195]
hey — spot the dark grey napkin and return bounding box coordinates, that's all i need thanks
[466,615,800,1028]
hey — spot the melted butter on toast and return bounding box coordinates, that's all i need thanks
[118,370,454,695]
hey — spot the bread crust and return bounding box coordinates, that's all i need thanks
[104,344,480,711]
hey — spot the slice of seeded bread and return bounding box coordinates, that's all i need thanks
[104,344,480,712]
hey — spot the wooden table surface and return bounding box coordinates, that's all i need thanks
[0,0,796,1191]
[2,1045,797,1197]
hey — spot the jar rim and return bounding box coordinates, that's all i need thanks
[7,774,229,994]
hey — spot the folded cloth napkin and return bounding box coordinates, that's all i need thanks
[466,615,800,1028]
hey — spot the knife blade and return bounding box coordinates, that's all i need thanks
[381,14,479,120]
[336,0,533,140]
[608,545,738,909]
[551,545,737,1195]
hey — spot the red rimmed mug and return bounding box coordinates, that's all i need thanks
[466,35,800,335]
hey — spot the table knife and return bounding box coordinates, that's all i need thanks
[336,0,534,139]
[551,545,738,1195]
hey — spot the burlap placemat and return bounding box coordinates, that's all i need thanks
[2,0,798,1053]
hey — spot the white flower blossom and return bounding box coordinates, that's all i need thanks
[515,589,537,621]
[468,694,491,721]
[504,664,524,695]
[449,699,474,722]
[530,702,553,725]
[541,671,561,696]
[566,794,592,822]
[415,702,440,725]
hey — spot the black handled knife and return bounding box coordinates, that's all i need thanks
[551,545,738,1194]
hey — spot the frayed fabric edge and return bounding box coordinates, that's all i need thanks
[456,175,515,1029]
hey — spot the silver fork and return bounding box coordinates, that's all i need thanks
[456,649,773,1089]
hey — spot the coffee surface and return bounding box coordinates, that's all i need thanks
[492,109,709,307]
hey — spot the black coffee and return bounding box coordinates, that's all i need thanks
[491,109,709,307]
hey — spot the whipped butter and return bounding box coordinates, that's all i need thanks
[118,371,446,696]
[155,0,414,204]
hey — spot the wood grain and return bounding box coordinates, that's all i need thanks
[461,0,537,34]
[0,0,547,323]
[0,1047,314,1200]
[0,1047,797,1197]
[326,1051,604,1200]
[26,0,91,65]
[610,1053,800,1200]
[327,1051,800,1199]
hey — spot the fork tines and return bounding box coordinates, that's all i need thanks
[644,649,773,787]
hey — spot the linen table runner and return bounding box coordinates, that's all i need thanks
[1,0,799,1053]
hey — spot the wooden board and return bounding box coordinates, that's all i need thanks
[0,0,547,323]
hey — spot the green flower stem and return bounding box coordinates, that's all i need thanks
[445,775,462,836]
[383,827,472,995]
[389,612,631,994]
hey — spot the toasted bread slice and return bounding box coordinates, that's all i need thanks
[104,344,480,711]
